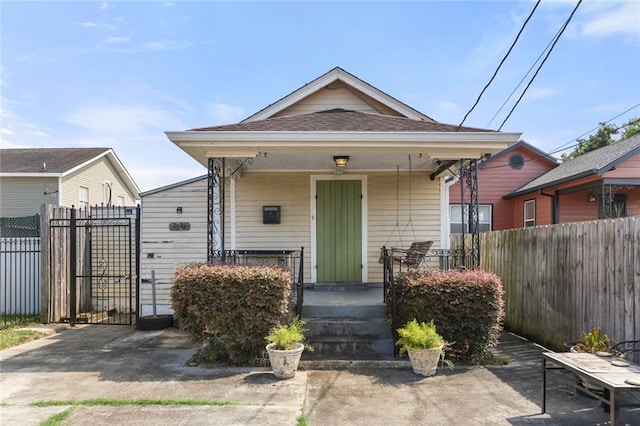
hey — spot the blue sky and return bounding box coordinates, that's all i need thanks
[2,1,639,192]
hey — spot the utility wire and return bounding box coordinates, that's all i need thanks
[487,26,562,127]
[551,102,640,152]
[497,0,583,131]
[480,114,640,172]
[456,0,541,131]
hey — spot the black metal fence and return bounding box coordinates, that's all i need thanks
[0,237,41,327]
[210,248,305,317]
[45,205,139,325]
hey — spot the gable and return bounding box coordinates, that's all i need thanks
[272,80,403,118]
[244,67,434,122]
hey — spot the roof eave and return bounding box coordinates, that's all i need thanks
[0,173,63,178]
[503,169,598,199]
[243,67,434,122]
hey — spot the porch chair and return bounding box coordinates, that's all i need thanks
[389,241,433,271]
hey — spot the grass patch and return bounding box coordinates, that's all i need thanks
[297,414,309,426]
[0,327,46,350]
[39,408,74,426]
[30,398,243,407]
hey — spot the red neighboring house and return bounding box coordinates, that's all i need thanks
[448,140,558,232]
[505,134,640,227]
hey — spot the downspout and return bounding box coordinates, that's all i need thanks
[441,176,458,249]
[538,190,558,224]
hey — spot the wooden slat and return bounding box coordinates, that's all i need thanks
[477,215,639,350]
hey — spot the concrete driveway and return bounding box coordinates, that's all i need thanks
[1,325,638,425]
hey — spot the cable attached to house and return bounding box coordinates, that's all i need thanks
[498,0,583,131]
[456,0,541,131]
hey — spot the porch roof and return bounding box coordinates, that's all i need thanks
[166,109,521,172]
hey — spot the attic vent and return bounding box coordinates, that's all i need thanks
[509,153,524,170]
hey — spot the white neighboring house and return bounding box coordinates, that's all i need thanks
[139,175,207,316]
[0,147,140,218]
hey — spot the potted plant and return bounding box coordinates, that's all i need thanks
[570,327,611,394]
[571,327,611,354]
[265,317,312,379]
[396,319,452,377]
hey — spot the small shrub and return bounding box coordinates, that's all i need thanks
[396,319,445,355]
[265,317,312,351]
[392,269,505,363]
[172,263,292,365]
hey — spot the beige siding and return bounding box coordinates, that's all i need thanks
[0,176,58,217]
[234,172,312,282]
[139,178,208,315]
[141,171,444,309]
[367,172,442,281]
[61,157,138,208]
[273,83,402,117]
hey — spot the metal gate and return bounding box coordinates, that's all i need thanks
[45,205,139,325]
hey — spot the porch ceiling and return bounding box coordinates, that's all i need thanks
[165,131,522,172]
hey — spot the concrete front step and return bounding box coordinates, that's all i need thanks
[302,336,395,360]
[304,317,391,337]
[302,304,386,318]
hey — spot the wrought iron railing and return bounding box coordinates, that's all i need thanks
[381,246,473,357]
[209,248,304,317]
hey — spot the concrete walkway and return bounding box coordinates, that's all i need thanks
[1,325,639,425]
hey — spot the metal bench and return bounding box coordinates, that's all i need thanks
[389,241,433,271]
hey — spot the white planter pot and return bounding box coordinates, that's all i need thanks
[266,342,304,379]
[407,345,444,377]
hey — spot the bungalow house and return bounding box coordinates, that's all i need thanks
[140,66,520,314]
[0,147,139,216]
[448,140,558,233]
[504,134,640,226]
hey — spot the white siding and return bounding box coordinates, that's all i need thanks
[367,172,442,280]
[140,171,444,310]
[0,177,58,217]
[140,178,208,315]
[273,84,402,117]
[61,157,137,209]
[234,172,312,282]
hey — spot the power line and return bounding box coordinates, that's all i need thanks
[551,102,640,152]
[456,0,541,131]
[487,26,562,127]
[479,113,640,172]
[497,0,583,131]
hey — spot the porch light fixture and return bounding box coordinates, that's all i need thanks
[333,155,349,168]
[588,194,596,203]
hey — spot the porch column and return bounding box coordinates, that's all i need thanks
[459,159,479,268]
[207,158,225,261]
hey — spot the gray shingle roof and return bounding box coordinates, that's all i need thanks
[0,148,111,173]
[509,134,640,196]
[191,108,494,133]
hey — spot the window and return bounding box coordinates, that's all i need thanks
[524,199,535,227]
[508,153,525,170]
[117,196,125,207]
[79,186,89,210]
[103,182,113,205]
[613,194,627,218]
[450,204,492,233]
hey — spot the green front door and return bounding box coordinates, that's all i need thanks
[316,180,362,283]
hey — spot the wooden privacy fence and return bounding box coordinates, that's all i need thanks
[477,216,639,353]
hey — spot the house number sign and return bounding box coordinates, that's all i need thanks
[169,222,191,231]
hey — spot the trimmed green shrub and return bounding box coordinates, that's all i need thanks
[392,269,504,362]
[172,263,292,365]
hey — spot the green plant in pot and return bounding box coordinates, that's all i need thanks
[265,317,312,379]
[571,327,611,354]
[396,319,452,376]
